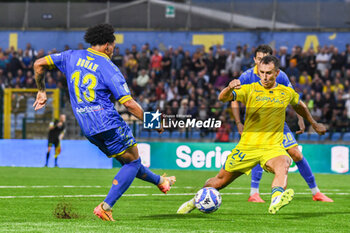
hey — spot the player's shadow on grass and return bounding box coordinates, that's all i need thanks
[279,211,350,219]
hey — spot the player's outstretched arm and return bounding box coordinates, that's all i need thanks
[33,57,50,110]
[231,101,244,135]
[292,100,326,135]
[218,80,241,103]
[123,99,164,134]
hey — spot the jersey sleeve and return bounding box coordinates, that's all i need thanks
[288,88,300,107]
[276,70,293,89]
[104,67,133,104]
[45,51,70,73]
[232,84,251,104]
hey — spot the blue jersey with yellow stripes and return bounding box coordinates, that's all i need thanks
[45,48,132,137]
[238,65,298,149]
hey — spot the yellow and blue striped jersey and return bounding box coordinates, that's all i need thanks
[232,81,299,148]
[45,48,132,136]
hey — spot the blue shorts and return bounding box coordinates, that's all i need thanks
[283,122,298,150]
[86,125,137,157]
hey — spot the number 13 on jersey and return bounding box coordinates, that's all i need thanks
[71,71,97,103]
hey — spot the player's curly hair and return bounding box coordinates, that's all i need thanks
[254,44,273,57]
[84,23,115,46]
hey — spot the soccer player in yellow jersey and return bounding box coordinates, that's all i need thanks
[177,55,326,214]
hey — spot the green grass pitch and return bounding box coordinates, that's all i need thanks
[0,167,349,233]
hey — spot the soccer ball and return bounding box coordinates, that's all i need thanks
[194,187,222,213]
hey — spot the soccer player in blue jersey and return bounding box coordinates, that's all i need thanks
[231,45,333,203]
[33,24,176,221]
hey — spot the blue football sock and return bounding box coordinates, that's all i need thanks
[136,164,160,185]
[104,158,141,207]
[251,164,263,190]
[296,157,317,189]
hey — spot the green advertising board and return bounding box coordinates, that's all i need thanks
[117,142,350,174]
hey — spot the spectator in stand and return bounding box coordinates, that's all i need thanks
[278,46,290,71]
[286,59,300,81]
[216,49,227,71]
[330,47,343,77]
[136,69,150,88]
[226,51,242,75]
[187,100,198,118]
[171,49,184,72]
[155,81,165,100]
[137,50,149,71]
[8,52,23,76]
[215,115,230,142]
[125,53,138,84]
[177,99,188,116]
[333,78,344,94]
[214,69,229,90]
[299,71,312,85]
[205,49,216,75]
[323,80,333,94]
[46,74,56,89]
[25,43,37,58]
[306,48,317,77]
[161,50,172,80]
[0,51,9,71]
[111,47,123,68]
[316,47,331,76]
[150,48,162,73]
[344,44,350,69]
[192,50,206,73]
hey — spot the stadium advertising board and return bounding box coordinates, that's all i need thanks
[1,140,348,174]
[137,142,349,174]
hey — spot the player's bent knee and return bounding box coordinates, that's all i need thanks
[287,146,303,162]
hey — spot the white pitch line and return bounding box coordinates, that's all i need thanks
[0,192,348,199]
[0,185,250,190]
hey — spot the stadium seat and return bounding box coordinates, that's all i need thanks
[309,133,319,141]
[204,132,214,139]
[139,131,149,138]
[171,131,182,139]
[191,131,201,139]
[298,133,309,141]
[331,132,341,141]
[342,132,350,141]
[150,131,160,138]
[319,132,330,141]
[161,131,171,138]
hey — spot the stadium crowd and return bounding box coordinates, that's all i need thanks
[1,42,350,138]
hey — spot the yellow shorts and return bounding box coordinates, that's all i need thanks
[223,145,290,175]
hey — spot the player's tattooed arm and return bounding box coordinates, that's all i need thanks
[292,100,326,135]
[33,57,51,110]
[33,57,50,91]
